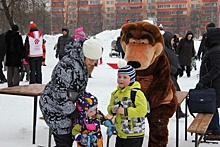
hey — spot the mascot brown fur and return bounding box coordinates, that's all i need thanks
[121,21,178,146]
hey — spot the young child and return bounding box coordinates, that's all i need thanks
[107,59,147,147]
[72,92,114,147]
[20,59,30,82]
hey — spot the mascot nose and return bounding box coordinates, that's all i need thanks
[127,61,141,68]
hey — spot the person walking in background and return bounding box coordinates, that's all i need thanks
[74,27,86,42]
[163,32,186,119]
[116,36,125,58]
[158,24,165,35]
[0,32,7,83]
[173,34,180,51]
[42,39,46,66]
[107,59,147,147]
[125,19,130,24]
[5,25,25,87]
[197,22,215,61]
[24,21,43,84]
[39,38,103,147]
[72,92,114,147]
[176,31,195,77]
[20,59,30,82]
[56,26,74,60]
[196,27,220,139]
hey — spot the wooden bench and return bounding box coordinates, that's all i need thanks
[187,113,214,147]
[39,116,52,147]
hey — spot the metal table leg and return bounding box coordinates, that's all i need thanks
[176,109,179,147]
[33,96,38,144]
[185,96,188,141]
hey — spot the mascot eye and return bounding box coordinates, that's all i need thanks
[132,40,136,43]
[141,41,145,44]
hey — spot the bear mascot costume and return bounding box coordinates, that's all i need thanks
[121,21,178,146]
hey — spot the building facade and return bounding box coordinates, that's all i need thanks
[51,0,219,37]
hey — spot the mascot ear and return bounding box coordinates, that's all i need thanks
[142,23,164,46]
[121,23,136,35]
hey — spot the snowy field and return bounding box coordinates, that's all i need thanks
[0,29,219,147]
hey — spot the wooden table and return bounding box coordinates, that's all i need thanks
[0,84,45,144]
[176,91,189,147]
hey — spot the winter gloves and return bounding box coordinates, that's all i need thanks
[174,68,183,77]
[80,134,97,146]
[104,120,114,136]
[68,109,79,119]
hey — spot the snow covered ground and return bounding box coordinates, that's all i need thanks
[0,29,219,147]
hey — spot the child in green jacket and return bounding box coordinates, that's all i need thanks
[107,59,148,147]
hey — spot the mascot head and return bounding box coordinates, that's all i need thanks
[121,21,164,70]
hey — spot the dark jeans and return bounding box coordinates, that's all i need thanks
[209,107,220,133]
[53,133,73,147]
[7,66,20,87]
[115,136,144,147]
[29,57,42,84]
[180,65,191,76]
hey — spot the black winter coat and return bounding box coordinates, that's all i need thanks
[163,32,181,91]
[199,28,220,107]
[197,32,207,59]
[57,27,74,59]
[176,31,195,66]
[5,30,24,67]
[0,32,6,60]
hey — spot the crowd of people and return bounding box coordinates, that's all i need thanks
[161,22,220,139]
[1,19,220,146]
[0,21,50,87]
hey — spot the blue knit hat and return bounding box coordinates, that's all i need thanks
[118,59,136,85]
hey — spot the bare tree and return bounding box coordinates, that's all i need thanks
[0,0,51,34]
[0,0,18,27]
[170,10,187,34]
[189,9,202,38]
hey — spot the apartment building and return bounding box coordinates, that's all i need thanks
[51,0,219,37]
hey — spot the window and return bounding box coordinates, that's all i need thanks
[52,2,64,6]
[68,2,76,6]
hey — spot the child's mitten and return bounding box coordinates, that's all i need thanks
[104,120,114,136]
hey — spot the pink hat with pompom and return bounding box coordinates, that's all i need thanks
[75,27,86,39]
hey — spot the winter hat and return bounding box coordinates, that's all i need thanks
[43,39,46,44]
[159,24,164,30]
[206,22,215,29]
[75,27,86,39]
[118,59,136,85]
[12,25,19,32]
[76,92,98,115]
[29,21,37,29]
[125,19,130,24]
[62,26,69,32]
[82,39,102,60]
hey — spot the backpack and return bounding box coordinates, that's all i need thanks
[130,88,150,117]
